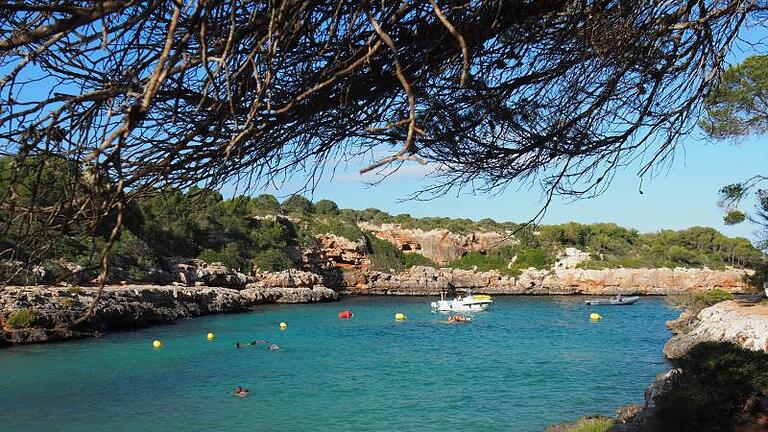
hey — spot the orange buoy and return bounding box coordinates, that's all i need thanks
[338,310,353,319]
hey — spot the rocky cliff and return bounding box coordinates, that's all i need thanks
[340,266,753,295]
[0,269,337,346]
[357,222,515,263]
[663,300,768,359]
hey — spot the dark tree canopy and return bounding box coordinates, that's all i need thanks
[1,0,767,279]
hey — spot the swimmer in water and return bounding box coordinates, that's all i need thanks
[233,386,249,397]
[268,344,280,351]
[235,342,241,348]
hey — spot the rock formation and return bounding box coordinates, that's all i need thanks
[357,222,515,263]
[663,300,768,359]
[0,269,338,346]
[314,234,370,269]
[340,266,754,296]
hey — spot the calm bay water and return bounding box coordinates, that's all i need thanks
[0,296,676,431]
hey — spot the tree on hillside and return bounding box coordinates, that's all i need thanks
[2,0,766,318]
[701,54,768,246]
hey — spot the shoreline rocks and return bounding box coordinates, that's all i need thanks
[663,300,768,359]
[340,266,754,296]
[0,281,338,346]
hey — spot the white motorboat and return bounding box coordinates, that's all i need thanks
[431,290,493,312]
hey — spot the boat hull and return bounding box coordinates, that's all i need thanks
[584,296,639,306]
[431,300,492,312]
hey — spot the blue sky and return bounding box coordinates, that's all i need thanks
[265,134,767,241]
[248,25,768,242]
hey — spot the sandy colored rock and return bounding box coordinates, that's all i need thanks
[663,300,768,359]
[357,222,516,264]
[342,266,753,296]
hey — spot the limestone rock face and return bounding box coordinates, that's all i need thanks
[357,222,515,264]
[554,247,591,269]
[555,267,753,295]
[170,260,254,288]
[314,234,370,269]
[663,300,768,359]
[243,269,338,303]
[341,266,753,296]
[0,281,336,346]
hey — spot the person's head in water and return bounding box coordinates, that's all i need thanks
[236,342,241,348]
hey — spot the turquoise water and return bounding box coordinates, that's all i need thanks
[0,296,676,431]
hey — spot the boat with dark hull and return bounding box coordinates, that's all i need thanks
[584,295,639,306]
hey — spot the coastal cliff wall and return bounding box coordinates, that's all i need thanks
[0,270,337,346]
[341,266,753,295]
[357,222,515,264]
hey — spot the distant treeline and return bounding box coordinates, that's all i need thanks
[1,159,764,283]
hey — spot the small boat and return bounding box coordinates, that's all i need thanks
[584,295,639,306]
[431,289,493,312]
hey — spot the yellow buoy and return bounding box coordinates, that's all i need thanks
[207,332,215,340]
[279,322,287,330]
[152,339,163,349]
[590,313,602,321]
[395,313,406,321]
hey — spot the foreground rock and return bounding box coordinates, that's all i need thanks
[342,266,753,295]
[664,300,768,359]
[0,279,338,346]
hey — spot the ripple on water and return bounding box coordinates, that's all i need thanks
[0,296,676,432]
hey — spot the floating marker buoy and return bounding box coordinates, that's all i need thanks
[152,340,163,349]
[590,313,602,321]
[395,313,406,321]
[207,332,215,340]
[279,322,287,330]
[338,310,353,319]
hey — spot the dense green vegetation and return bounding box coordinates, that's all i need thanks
[655,342,768,432]
[0,156,764,283]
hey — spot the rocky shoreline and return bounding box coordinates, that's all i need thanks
[555,298,768,431]
[0,270,338,346]
[1,263,758,347]
[341,266,754,296]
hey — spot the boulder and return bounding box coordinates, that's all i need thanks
[663,300,768,359]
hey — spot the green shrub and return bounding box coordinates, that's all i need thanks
[59,298,76,308]
[314,199,340,215]
[655,342,768,431]
[402,253,438,268]
[548,416,615,432]
[282,195,314,214]
[364,232,405,272]
[198,243,251,271]
[6,308,34,328]
[670,289,734,310]
[513,246,553,269]
[251,249,295,272]
[311,218,364,242]
[250,194,282,214]
[67,286,84,295]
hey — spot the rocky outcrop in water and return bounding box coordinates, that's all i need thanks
[0,271,338,346]
[341,266,753,295]
[663,300,768,359]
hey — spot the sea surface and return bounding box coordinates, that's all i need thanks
[0,296,677,431]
